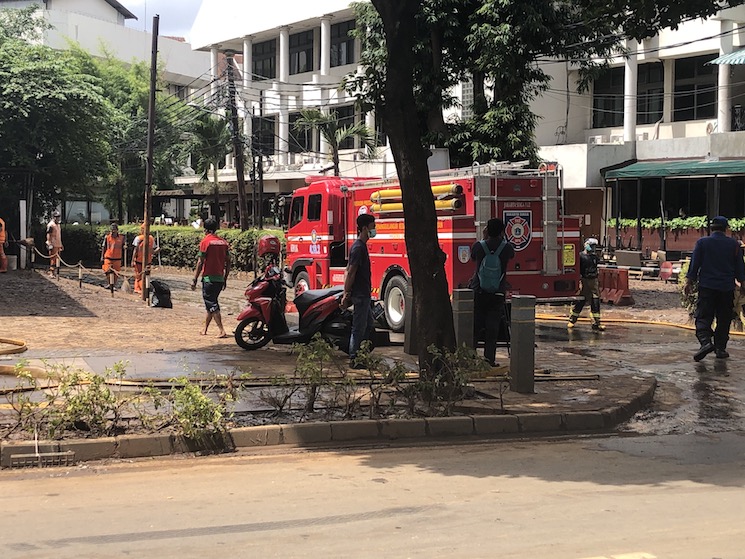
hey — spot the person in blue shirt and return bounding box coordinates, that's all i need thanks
[342,213,376,368]
[685,216,745,361]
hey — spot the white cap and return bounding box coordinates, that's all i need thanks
[585,238,598,246]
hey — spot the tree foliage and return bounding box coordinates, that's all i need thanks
[0,5,200,224]
[0,7,115,219]
[293,108,377,176]
[350,0,745,166]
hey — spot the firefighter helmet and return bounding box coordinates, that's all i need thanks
[258,235,281,257]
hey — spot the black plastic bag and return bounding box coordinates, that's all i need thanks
[150,279,173,308]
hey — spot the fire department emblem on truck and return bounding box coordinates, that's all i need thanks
[504,210,532,252]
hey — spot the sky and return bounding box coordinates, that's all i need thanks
[123,0,203,41]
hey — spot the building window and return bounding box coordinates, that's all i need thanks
[673,54,717,122]
[330,20,355,67]
[290,30,314,75]
[252,39,276,80]
[374,111,386,146]
[289,113,315,153]
[637,62,664,125]
[592,66,624,128]
[461,77,474,120]
[252,115,275,156]
[335,105,356,150]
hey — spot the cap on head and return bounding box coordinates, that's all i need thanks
[710,216,728,230]
[585,238,599,246]
[52,210,61,217]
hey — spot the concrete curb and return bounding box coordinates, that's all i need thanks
[0,378,657,469]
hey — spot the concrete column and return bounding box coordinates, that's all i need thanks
[623,39,638,143]
[242,36,253,89]
[210,47,219,101]
[662,59,674,128]
[509,296,535,394]
[278,102,289,166]
[452,289,474,348]
[320,16,331,76]
[718,20,734,133]
[242,36,253,142]
[279,26,290,83]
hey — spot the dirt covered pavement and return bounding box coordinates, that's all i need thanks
[1,267,257,352]
[0,267,691,354]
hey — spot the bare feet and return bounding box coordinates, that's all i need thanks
[217,332,228,339]
[200,330,208,336]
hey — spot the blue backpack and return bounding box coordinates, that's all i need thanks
[478,239,506,293]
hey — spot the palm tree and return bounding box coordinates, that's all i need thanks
[293,108,378,176]
[190,113,232,221]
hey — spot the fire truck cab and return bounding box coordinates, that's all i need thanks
[285,164,581,332]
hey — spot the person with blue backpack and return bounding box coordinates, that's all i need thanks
[470,218,515,367]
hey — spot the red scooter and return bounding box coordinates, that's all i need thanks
[234,236,353,352]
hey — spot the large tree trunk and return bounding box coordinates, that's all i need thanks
[371,0,456,376]
[425,26,448,140]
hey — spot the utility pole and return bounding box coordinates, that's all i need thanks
[257,91,265,229]
[224,50,249,231]
[142,14,159,303]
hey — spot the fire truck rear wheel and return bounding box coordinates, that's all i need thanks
[384,275,408,333]
[235,318,271,350]
[294,270,310,297]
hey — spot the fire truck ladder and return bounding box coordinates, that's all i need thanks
[541,166,568,276]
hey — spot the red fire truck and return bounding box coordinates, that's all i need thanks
[284,164,581,332]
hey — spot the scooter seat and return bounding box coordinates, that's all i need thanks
[293,287,343,315]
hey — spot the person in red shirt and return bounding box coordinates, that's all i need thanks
[191,218,231,338]
[100,223,124,290]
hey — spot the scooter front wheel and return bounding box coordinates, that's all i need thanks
[235,318,271,350]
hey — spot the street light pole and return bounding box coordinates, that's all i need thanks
[224,50,249,231]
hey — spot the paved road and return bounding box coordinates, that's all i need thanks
[1,434,744,558]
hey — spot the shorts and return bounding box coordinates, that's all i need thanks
[202,281,223,313]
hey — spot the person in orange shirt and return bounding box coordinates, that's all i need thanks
[100,223,125,291]
[131,224,159,294]
[0,216,8,273]
[46,210,63,277]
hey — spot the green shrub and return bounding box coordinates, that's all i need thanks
[33,225,284,272]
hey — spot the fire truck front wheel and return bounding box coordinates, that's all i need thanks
[293,270,310,297]
[384,275,408,333]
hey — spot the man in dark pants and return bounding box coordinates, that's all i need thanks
[470,218,515,367]
[685,216,745,361]
[342,213,376,368]
[567,237,605,331]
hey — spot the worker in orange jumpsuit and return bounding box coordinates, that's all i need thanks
[131,224,159,294]
[100,223,125,291]
[0,216,8,273]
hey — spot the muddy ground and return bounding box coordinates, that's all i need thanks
[0,265,690,353]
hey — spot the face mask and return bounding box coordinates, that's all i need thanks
[585,244,594,253]
[368,227,377,238]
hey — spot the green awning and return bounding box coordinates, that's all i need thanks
[708,49,745,65]
[605,159,745,180]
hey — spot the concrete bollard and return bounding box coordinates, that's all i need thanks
[452,289,474,348]
[403,284,417,355]
[509,295,535,394]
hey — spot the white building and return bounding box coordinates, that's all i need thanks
[189,1,745,247]
[185,0,449,221]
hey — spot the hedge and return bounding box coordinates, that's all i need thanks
[33,225,285,272]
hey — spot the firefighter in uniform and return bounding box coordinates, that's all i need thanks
[567,237,606,331]
[100,223,125,290]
